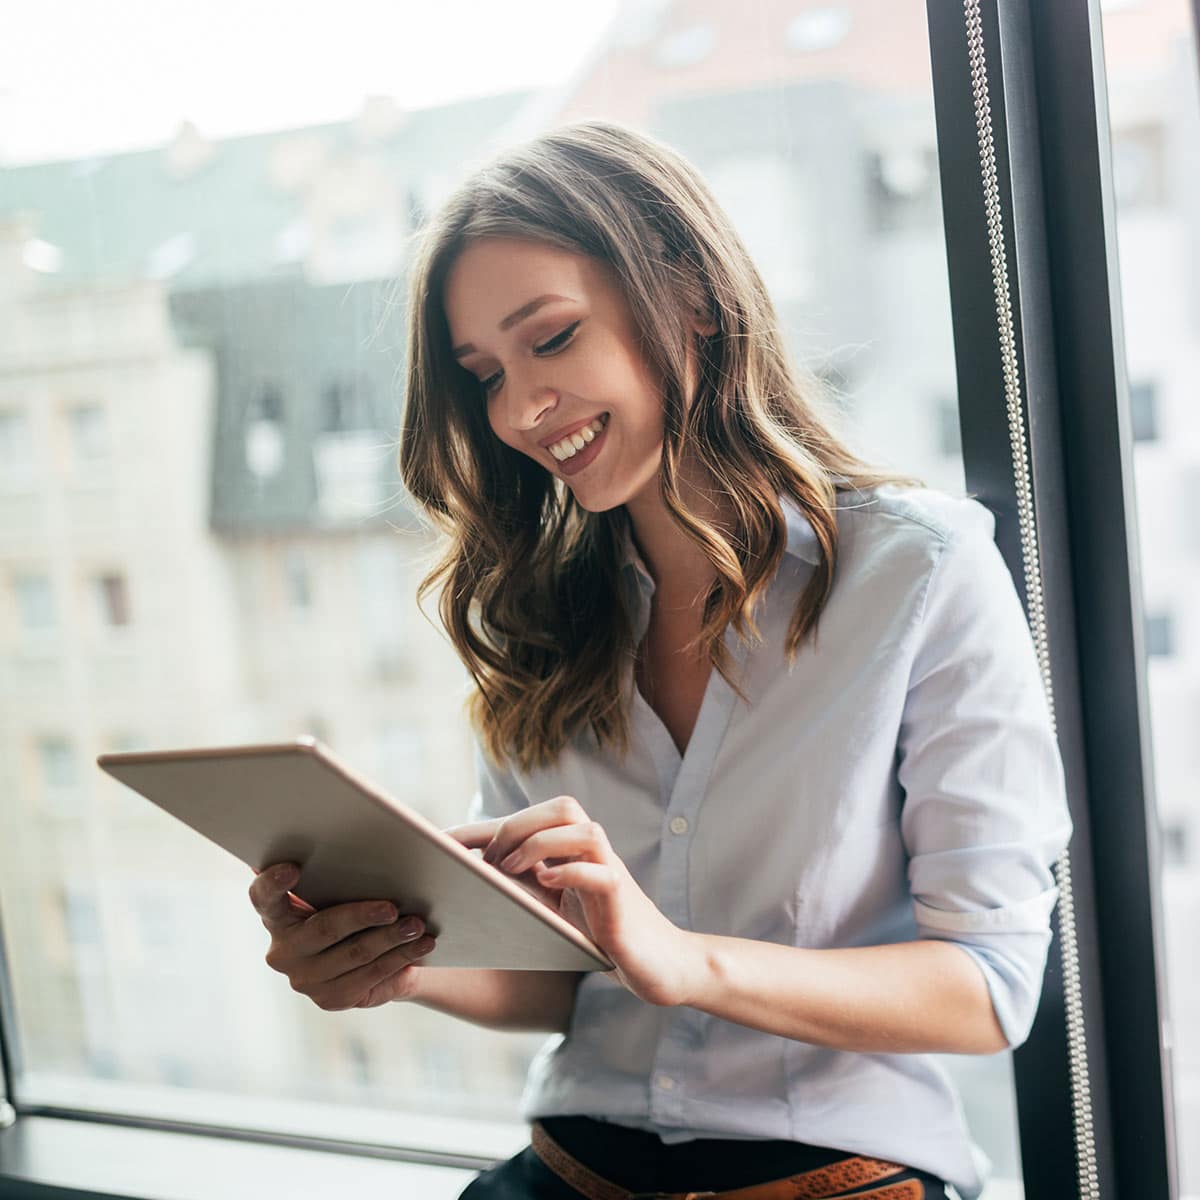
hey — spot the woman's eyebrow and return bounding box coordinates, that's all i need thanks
[452,293,574,358]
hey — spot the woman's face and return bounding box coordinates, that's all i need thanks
[443,236,674,514]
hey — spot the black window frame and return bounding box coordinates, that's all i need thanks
[1,0,1192,1195]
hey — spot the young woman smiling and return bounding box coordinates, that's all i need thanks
[249,121,1072,1200]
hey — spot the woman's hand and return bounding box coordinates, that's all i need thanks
[448,797,699,1008]
[248,863,438,1010]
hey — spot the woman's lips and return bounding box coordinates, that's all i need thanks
[556,416,609,477]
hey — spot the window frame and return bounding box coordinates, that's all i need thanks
[927,0,1183,1196]
[1,0,1192,1195]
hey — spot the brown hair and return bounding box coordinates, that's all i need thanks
[397,120,925,773]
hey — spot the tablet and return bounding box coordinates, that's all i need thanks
[96,737,613,972]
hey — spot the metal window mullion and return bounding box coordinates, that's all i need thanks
[926,1,1179,1198]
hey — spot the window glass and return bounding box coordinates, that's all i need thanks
[1097,0,1200,1190]
[0,1,1037,1191]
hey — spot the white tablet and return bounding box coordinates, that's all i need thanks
[96,736,613,972]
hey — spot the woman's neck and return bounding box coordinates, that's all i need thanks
[623,473,733,608]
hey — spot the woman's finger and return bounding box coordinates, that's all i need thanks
[444,819,502,850]
[536,860,620,896]
[480,796,589,865]
[498,822,610,875]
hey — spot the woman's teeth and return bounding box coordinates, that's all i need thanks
[549,414,608,461]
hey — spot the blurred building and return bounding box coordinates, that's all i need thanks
[0,0,1196,1181]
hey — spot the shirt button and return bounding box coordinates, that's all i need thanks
[656,1074,676,1091]
[668,816,689,835]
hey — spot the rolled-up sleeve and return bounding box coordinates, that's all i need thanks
[896,500,1074,1049]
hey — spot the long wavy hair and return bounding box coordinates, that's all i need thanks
[398,120,925,773]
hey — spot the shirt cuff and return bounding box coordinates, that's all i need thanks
[913,884,1060,935]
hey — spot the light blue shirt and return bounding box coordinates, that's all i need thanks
[467,483,1073,1200]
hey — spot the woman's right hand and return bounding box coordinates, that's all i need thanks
[248,863,437,1011]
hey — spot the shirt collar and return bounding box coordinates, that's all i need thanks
[616,493,823,575]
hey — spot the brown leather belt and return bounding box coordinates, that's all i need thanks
[529,1120,925,1200]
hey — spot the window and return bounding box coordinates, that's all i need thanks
[867,146,941,233]
[1160,820,1187,867]
[284,548,311,610]
[67,403,110,467]
[244,384,285,479]
[1,1,1190,1196]
[320,376,372,433]
[0,408,34,481]
[786,8,853,52]
[1098,1,1198,1183]
[93,572,131,627]
[935,396,962,458]
[14,573,55,630]
[654,24,717,68]
[1129,379,1158,441]
[37,735,80,815]
[1111,124,1167,209]
[1144,612,1174,657]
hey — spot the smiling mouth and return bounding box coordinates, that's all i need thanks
[553,412,610,477]
[546,412,610,461]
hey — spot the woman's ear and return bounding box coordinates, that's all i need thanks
[690,308,719,338]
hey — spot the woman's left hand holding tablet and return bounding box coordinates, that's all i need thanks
[448,797,698,1008]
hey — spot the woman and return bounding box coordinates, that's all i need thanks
[249,121,1072,1200]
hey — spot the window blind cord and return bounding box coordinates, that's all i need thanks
[962,2,1100,1197]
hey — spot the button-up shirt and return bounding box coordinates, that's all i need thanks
[466,483,1074,1200]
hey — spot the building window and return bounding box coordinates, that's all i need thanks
[0,409,33,479]
[245,383,285,480]
[1144,612,1174,657]
[1160,821,1187,868]
[321,376,373,433]
[1111,124,1166,209]
[39,736,81,816]
[61,887,100,945]
[300,714,331,745]
[68,404,111,466]
[654,24,717,68]
[867,147,940,233]
[285,548,312,609]
[94,572,131,627]
[253,383,284,424]
[786,7,853,52]
[14,573,55,630]
[936,397,962,458]
[1129,380,1158,442]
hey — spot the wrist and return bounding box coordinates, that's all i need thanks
[671,929,717,1009]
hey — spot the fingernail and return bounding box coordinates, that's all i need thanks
[396,917,422,937]
[499,853,520,872]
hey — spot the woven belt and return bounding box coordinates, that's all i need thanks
[529,1121,924,1200]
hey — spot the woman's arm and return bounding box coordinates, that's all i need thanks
[403,967,583,1033]
[676,935,1009,1055]
[457,803,1012,1055]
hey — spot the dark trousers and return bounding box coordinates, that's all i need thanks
[459,1115,949,1198]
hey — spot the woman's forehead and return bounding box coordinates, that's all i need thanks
[446,237,592,297]
[443,238,612,335]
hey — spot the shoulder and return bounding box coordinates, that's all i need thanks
[840,481,994,545]
[836,483,996,578]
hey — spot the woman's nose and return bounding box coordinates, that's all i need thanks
[502,383,559,436]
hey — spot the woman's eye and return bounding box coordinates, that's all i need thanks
[477,322,581,396]
[535,321,580,355]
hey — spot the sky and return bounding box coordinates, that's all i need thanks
[0,0,621,165]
